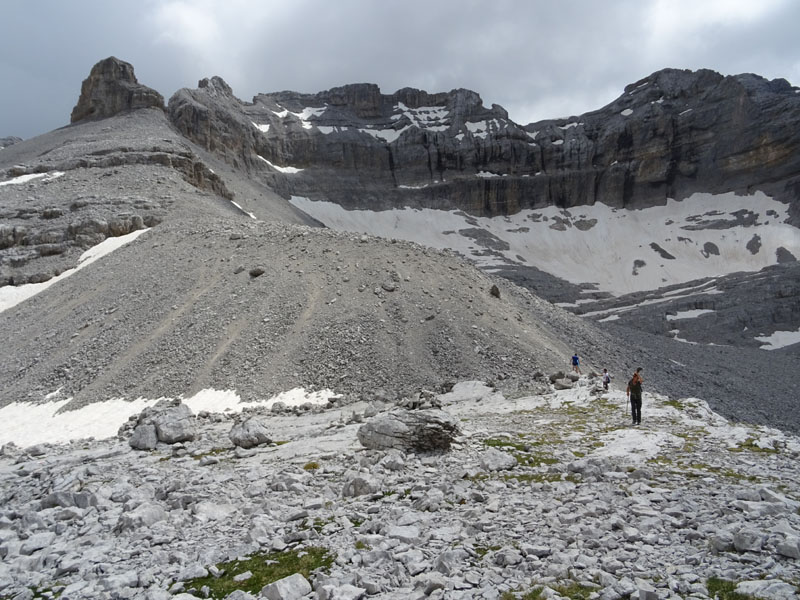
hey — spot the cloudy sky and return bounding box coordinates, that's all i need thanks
[1,0,799,139]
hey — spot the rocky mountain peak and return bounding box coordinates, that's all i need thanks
[198,75,234,97]
[0,136,22,149]
[318,83,383,118]
[70,56,165,124]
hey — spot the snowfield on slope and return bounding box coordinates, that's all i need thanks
[290,191,799,296]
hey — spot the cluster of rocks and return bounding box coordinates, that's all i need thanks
[0,379,799,599]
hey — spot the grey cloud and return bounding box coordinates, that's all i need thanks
[1,0,797,140]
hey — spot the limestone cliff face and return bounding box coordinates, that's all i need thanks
[71,57,164,123]
[167,68,800,218]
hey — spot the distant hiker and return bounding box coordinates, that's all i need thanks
[571,353,581,375]
[626,367,644,425]
[602,368,611,391]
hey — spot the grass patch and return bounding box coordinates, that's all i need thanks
[354,540,369,550]
[502,472,564,483]
[706,577,757,600]
[590,397,617,411]
[1,585,64,599]
[728,438,779,454]
[663,399,687,410]
[485,438,529,452]
[473,545,502,558]
[182,547,334,598]
[303,461,320,471]
[680,463,758,482]
[513,451,558,468]
[500,588,544,600]
[551,581,598,600]
[192,447,229,460]
[274,440,290,446]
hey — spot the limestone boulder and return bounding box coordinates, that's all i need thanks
[357,409,459,452]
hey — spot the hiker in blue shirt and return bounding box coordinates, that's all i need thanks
[571,352,581,375]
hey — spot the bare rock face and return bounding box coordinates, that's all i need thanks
[71,56,164,123]
[166,68,800,220]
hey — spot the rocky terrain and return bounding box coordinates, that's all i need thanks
[1,380,799,599]
[572,263,800,352]
[0,55,800,600]
[1,57,799,433]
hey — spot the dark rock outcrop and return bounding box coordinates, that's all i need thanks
[357,409,459,452]
[166,69,800,220]
[71,57,164,123]
[0,136,22,149]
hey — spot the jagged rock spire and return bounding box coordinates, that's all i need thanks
[70,56,164,123]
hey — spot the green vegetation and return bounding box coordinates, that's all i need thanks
[663,399,687,410]
[728,438,779,454]
[1,585,64,599]
[485,438,528,452]
[182,547,335,598]
[505,581,593,600]
[706,577,756,600]
[354,540,369,550]
[308,516,334,533]
[500,588,544,600]
[303,461,320,471]
[192,447,229,460]
[473,544,502,558]
[550,581,598,600]
[484,438,558,468]
[503,472,564,484]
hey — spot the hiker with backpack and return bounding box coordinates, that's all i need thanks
[602,368,611,391]
[626,367,643,425]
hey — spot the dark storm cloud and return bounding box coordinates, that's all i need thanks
[1,0,798,140]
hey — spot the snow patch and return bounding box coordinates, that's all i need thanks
[0,387,337,447]
[257,155,304,174]
[288,191,798,297]
[0,229,150,314]
[620,109,633,117]
[230,201,257,220]
[0,171,65,187]
[359,125,411,143]
[666,309,715,321]
[755,328,800,350]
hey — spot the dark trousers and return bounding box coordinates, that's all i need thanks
[630,396,642,424]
